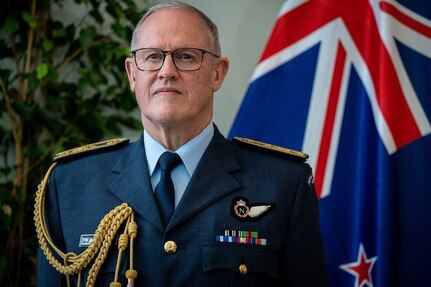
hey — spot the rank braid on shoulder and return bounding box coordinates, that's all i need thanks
[233,137,308,161]
[53,138,129,162]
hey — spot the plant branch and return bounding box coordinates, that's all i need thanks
[56,38,118,73]
[1,81,19,146]
[22,0,37,102]
[56,47,83,73]
[13,121,74,183]
[11,35,21,76]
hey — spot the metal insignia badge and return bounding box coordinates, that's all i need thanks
[231,197,274,222]
[79,234,94,248]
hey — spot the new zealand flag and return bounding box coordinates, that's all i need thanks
[229,0,431,286]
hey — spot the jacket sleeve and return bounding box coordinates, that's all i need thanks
[280,166,330,286]
[37,169,66,286]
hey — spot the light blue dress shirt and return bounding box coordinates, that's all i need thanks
[144,123,214,207]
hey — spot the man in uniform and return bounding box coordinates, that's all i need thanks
[36,1,329,286]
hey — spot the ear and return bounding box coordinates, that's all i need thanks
[125,57,136,92]
[212,57,229,92]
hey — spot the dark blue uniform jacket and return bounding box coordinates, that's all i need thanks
[38,126,329,287]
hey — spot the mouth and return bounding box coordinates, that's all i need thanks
[154,87,181,95]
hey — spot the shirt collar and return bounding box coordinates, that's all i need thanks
[144,123,214,177]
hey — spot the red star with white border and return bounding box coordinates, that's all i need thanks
[340,244,378,287]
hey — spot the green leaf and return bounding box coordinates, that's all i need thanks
[36,63,49,80]
[0,40,12,58]
[89,8,104,24]
[111,23,129,42]
[105,1,125,20]
[22,12,37,29]
[0,69,11,83]
[52,145,64,157]
[47,96,66,108]
[42,39,53,52]
[35,106,62,134]
[28,72,39,93]
[79,27,96,47]
[11,100,33,120]
[4,16,18,36]
[114,47,131,60]
[108,115,141,130]
[78,76,90,94]
[65,24,76,39]
[53,27,66,38]
[47,66,59,83]
[24,147,44,159]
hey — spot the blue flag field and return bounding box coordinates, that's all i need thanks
[229,0,431,286]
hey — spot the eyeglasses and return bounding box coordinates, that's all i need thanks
[130,48,220,71]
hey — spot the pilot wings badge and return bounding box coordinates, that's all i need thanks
[232,197,274,222]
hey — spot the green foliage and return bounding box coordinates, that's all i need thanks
[0,0,146,285]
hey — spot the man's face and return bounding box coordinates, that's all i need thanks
[125,9,229,133]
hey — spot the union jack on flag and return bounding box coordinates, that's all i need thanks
[229,0,431,286]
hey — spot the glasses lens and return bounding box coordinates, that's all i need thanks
[134,48,205,71]
[173,49,203,71]
[135,49,164,71]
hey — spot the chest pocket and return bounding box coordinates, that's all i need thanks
[72,248,128,287]
[97,249,128,286]
[202,243,278,286]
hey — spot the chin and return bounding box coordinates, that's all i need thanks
[153,111,184,125]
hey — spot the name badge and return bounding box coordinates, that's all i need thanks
[79,234,94,247]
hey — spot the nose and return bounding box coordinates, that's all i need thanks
[157,54,179,80]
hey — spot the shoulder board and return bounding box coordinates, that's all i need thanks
[53,138,130,163]
[233,137,309,162]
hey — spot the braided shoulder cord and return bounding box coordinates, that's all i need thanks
[34,163,138,286]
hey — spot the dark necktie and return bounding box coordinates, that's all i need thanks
[155,152,182,227]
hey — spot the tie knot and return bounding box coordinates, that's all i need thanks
[158,152,181,171]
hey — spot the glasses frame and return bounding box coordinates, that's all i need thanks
[130,47,220,71]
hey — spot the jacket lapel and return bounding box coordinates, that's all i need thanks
[168,128,241,230]
[107,134,165,233]
[107,128,242,233]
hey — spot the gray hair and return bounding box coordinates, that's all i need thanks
[130,1,221,55]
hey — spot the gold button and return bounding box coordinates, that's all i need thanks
[164,241,177,254]
[239,263,248,275]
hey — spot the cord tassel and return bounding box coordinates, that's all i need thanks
[126,216,138,287]
[126,269,138,287]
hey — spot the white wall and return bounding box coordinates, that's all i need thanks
[134,0,284,137]
[183,0,284,136]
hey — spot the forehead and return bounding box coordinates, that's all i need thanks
[136,8,210,49]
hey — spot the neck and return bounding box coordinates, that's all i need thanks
[143,119,211,151]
